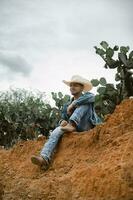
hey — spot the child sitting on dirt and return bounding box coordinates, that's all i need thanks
[31,75,101,170]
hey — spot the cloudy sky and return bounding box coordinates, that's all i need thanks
[0,0,132,96]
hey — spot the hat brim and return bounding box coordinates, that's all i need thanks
[63,80,93,92]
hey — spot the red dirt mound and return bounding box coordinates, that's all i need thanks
[0,99,133,200]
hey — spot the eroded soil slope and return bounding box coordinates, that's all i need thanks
[0,99,133,200]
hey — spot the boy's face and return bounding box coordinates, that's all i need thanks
[70,82,84,95]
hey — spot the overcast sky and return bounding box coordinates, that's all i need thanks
[0,0,133,96]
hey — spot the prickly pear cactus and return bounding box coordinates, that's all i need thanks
[94,41,133,100]
[91,78,119,120]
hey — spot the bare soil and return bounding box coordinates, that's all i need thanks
[0,99,133,200]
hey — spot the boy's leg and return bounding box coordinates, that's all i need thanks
[31,126,64,168]
[40,126,64,161]
[69,105,94,132]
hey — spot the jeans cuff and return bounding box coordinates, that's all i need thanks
[69,119,78,127]
[41,154,50,163]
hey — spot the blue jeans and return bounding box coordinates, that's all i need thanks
[40,105,94,162]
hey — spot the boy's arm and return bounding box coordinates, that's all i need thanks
[66,92,95,115]
[71,92,95,107]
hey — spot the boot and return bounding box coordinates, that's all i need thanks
[31,155,49,170]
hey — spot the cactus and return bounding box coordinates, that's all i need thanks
[94,42,133,100]
[91,78,119,120]
[51,92,70,110]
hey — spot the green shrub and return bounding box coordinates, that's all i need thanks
[0,88,70,148]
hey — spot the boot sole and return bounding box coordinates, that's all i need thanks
[31,156,42,166]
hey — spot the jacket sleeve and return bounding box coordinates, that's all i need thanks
[58,104,69,124]
[72,92,95,107]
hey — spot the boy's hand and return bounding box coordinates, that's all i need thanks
[60,120,68,127]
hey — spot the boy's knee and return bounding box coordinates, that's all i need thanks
[70,104,90,122]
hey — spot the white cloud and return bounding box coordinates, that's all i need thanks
[0,50,32,78]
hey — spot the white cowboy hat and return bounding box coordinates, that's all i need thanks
[63,75,93,92]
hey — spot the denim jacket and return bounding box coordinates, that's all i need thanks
[60,92,101,126]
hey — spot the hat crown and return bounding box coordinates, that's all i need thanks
[63,75,93,92]
[71,75,84,82]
